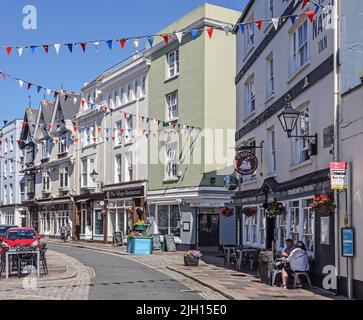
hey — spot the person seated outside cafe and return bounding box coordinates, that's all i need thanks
[281,241,310,289]
[279,239,295,257]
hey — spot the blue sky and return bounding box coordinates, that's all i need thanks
[0,0,247,124]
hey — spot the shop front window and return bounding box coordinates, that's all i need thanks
[170,205,181,237]
[289,201,300,242]
[302,199,314,252]
[156,205,181,237]
[157,206,169,236]
[94,210,104,235]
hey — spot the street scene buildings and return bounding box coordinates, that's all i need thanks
[0,0,363,301]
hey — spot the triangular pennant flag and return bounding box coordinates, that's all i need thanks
[119,39,126,49]
[74,126,79,132]
[162,34,169,44]
[6,47,12,56]
[81,99,85,107]
[148,36,154,48]
[48,124,52,129]
[306,11,315,23]
[27,83,32,90]
[46,89,51,95]
[1,73,6,80]
[207,27,214,39]
[290,15,297,25]
[271,18,279,30]
[98,127,102,133]
[37,86,41,93]
[54,43,61,55]
[302,0,310,10]
[223,25,231,36]
[256,20,263,30]
[80,42,87,52]
[239,23,245,34]
[43,45,49,53]
[67,43,73,53]
[30,46,36,55]
[19,80,24,88]
[93,41,100,52]
[22,122,27,128]
[17,47,24,57]
[191,30,198,40]
[73,97,78,104]
[106,40,113,50]
[176,32,183,43]
[17,140,21,145]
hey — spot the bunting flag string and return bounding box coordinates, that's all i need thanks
[0,1,326,57]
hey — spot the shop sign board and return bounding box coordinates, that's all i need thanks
[330,162,348,190]
[341,228,354,257]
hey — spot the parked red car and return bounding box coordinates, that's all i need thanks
[0,227,42,249]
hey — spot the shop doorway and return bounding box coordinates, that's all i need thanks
[198,210,219,247]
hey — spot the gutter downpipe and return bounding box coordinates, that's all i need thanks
[333,0,342,297]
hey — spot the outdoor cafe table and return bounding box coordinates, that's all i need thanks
[5,247,40,279]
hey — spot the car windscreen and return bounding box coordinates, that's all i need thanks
[0,228,6,237]
[5,230,36,240]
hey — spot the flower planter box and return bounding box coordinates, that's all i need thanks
[184,256,199,266]
[313,206,332,214]
[127,237,153,254]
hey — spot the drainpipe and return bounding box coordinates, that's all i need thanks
[333,0,341,296]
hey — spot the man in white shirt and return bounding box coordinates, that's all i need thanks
[281,241,310,288]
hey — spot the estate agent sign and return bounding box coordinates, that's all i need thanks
[330,162,348,190]
[234,151,258,176]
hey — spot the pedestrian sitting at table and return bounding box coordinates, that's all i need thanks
[279,239,295,258]
[281,241,309,288]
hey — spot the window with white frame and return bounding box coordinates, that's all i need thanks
[292,107,310,165]
[167,49,179,78]
[245,76,255,116]
[121,87,126,105]
[81,156,96,188]
[157,205,181,237]
[245,16,254,54]
[266,54,274,97]
[124,116,133,144]
[4,138,8,154]
[59,166,69,189]
[302,199,314,252]
[59,133,68,154]
[291,20,309,74]
[115,154,122,183]
[141,77,146,97]
[9,160,13,176]
[243,209,258,245]
[166,143,178,179]
[4,160,8,177]
[276,210,287,249]
[115,121,123,146]
[268,128,276,175]
[125,152,133,182]
[3,185,7,205]
[289,200,300,242]
[9,184,13,204]
[10,136,14,151]
[42,170,51,192]
[167,91,178,121]
[41,140,51,159]
[259,208,266,247]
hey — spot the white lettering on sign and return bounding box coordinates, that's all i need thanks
[23,5,38,30]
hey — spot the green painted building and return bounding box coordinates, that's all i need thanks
[145,4,240,250]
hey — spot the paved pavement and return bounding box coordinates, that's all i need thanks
[45,239,345,300]
[0,250,91,300]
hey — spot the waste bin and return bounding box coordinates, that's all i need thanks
[258,251,273,284]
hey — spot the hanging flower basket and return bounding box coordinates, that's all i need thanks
[221,207,234,217]
[242,207,257,217]
[265,201,286,218]
[310,195,335,213]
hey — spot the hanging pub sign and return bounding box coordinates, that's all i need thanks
[224,175,239,190]
[234,151,258,176]
[330,162,348,190]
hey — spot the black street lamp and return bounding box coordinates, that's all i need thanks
[90,169,98,182]
[278,94,318,156]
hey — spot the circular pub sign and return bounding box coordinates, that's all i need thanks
[234,151,258,176]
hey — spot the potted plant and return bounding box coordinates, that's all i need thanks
[221,207,234,217]
[242,207,257,217]
[310,195,336,213]
[184,250,202,266]
[266,201,286,218]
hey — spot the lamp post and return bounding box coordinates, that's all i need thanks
[278,94,318,156]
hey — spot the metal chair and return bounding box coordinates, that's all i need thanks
[292,258,313,289]
[223,246,236,266]
[17,246,37,278]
